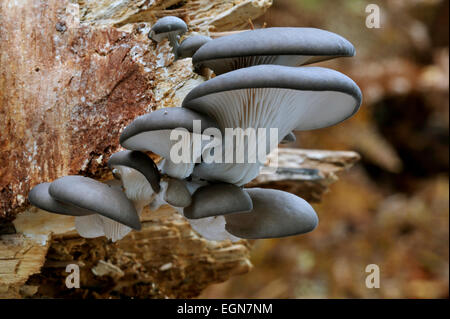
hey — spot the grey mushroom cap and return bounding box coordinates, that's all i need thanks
[177,35,212,59]
[280,132,296,144]
[184,183,253,219]
[192,27,355,74]
[48,176,141,230]
[28,182,94,216]
[149,16,188,42]
[225,188,318,239]
[164,177,192,207]
[182,65,362,131]
[108,150,161,193]
[120,107,219,150]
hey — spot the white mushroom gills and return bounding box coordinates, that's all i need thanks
[192,87,355,185]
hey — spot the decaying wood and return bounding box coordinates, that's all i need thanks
[77,0,273,31]
[248,149,361,203]
[0,148,359,298]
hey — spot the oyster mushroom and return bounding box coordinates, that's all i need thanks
[109,150,160,189]
[163,177,192,208]
[29,176,141,242]
[182,65,362,185]
[108,150,160,204]
[47,176,141,230]
[109,149,192,208]
[120,107,219,179]
[28,182,94,217]
[149,16,188,60]
[183,183,252,219]
[177,34,212,59]
[74,179,140,242]
[225,188,318,239]
[179,179,241,242]
[192,27,355,75]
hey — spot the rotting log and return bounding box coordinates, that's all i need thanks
[0,0,359,298]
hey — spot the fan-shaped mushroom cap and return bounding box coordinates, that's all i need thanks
[120,107,219,179]
[28,182,93,216]
[225,188,318,239]
[149,16,188,42]
[184,183,253,219]
[149,16,188,60]
[48,176,141,230]
[183,65,362,185]
[280,132,296,144]
[192,27,355,75]
[177,35,212,59]
[108,150,161,193]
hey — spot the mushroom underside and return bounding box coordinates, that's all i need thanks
[111,165,155,204]
[187,87,357,185]
[186,215,240,242]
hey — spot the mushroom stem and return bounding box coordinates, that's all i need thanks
[168,33,180,60]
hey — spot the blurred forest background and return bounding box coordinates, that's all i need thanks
[201,0,449,298]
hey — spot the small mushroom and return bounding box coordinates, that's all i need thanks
[120,107,219,179]
[183,183,253,219]
[177,34,212,59]
[149,16,188,60]
[182,65,362,185]
[192,27,355,75]
[48,176,141,230]
[280,132,296,144]
[225,188,318,239]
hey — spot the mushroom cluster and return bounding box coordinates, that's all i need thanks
[28,17,362,243]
